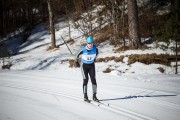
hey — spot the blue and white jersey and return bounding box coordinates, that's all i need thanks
[81,46,97,64]
[75,45,98,64]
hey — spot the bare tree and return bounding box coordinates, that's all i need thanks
[47,0,56,49]
[127,0,141,48]
[111,0,126,48]
[72,0,94,37]
[64,1,73,41]
[99,0,129,48]
[121,0,126,49]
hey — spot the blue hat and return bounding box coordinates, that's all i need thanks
[86,36,94,43]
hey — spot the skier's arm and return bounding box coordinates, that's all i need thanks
[95,48,99,61]
[96,48,99,56]
[75,50,83,62]
[74,50,82,67]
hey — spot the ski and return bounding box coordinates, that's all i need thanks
[91,100,110,107]
[97,101,110,106]
[84,100,91,103]
[83,99,110,107]
[90,100,101,106]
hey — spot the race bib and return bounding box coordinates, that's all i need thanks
[82,54,96,61]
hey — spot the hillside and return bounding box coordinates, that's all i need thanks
[0,14,179,75]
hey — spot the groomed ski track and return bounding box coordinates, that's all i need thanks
[0,70,180,120]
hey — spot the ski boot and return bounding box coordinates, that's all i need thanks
[93,93,99,102]
[84,93,90,103]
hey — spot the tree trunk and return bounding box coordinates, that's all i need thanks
[0,0,3,37]
[127,0,141,48]
[27,0,33,28]
[122,0,126,49]
[47,0,56,49]
[174,0,179,74]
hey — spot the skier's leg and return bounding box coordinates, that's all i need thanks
[81,63,90,102]
[81,63,89,93]
[92,85,99,102]
[89,64,99,102]
[89,64,97,93]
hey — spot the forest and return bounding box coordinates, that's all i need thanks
[0,0,179,46]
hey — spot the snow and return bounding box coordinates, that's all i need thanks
[0,6,180,120]
[0,70,180,120]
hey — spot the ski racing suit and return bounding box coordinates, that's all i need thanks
[76,45,98,94]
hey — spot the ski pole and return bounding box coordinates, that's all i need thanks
[61,36,74,57]
[61,36,80,68]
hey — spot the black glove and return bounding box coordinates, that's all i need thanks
[75,61,80,68]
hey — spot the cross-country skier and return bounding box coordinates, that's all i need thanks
[75,36,99,103]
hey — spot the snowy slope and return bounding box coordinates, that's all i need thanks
[1,19,178,74]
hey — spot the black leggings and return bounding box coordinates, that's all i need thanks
[81,63,97,91]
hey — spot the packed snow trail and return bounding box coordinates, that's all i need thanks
[0,70,180,120]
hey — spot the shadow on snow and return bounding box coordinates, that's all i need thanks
[100,94,177,101]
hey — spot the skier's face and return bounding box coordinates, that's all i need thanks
[87,43,93,49]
